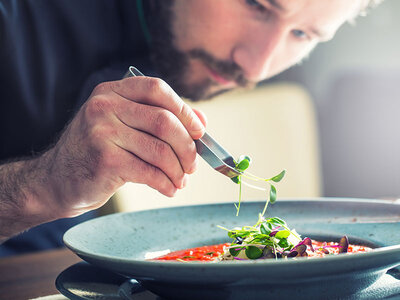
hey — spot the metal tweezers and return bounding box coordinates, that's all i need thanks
[124,66,242,178]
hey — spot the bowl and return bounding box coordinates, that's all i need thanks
[63,198,400,300]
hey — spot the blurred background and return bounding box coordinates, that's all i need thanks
[115,0,400,212]
[271,0,400,199]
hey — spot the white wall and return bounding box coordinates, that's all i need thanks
[275,0,400,103]
[272,0,400,198]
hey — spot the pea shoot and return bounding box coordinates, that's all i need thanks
[218,214,303,260]
[231,154,286,216]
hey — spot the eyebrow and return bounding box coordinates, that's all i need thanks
[310,28,332,41]
[265,0,333,41]
[265,0,287,12]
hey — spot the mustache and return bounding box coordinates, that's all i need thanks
[188,49,254,88]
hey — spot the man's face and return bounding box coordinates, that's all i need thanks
[150,0,363,100]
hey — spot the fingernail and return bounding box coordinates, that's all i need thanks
[191,114,204,133]
[181,174,188,188]
[188,157,198,174]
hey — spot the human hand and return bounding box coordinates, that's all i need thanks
[42,76,206,217]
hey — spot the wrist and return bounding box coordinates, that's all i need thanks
[22,151,68,220]
[0,154,64,238]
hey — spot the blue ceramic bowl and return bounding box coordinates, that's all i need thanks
[64,198,400,300]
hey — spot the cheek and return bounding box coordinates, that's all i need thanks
[270,41,318,75]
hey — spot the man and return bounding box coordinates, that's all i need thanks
[0,0,382,255]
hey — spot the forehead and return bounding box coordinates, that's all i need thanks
[263,0,363,32]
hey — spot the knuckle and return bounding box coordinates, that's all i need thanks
[178,102,190,119]
[89,123,117,142]
[145,77,169,97]
[153,140,172,159]
[152,175,175,196]
[85,96,113,120]
[153,110,175,138]
[92,81,112,95]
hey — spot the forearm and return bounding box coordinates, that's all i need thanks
[0,154,60,243]
[0,76,206,243]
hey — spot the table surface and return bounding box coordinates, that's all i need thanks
[0,248,82,300]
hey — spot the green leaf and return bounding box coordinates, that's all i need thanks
[237,159,250,171]
[275,230,290,239]
[270,170,286,182]
[260,224,271,235]
[268,217,286,226]
[269,185,277,204]
[229,247,242,257]
[228,230,251,239]
[278,239,289,248]
[231,176,240,184]
[252,234,270,241]
[264,222,275,230]
[245,246,263,259]
[238,155,252,164]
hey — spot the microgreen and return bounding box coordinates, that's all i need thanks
[245,246,263,259]
[275,230,290,239]
[236,155,251,171]
[231,154,285,217]
[229,247,242,257]
[270,170,286,182]
[220,214,302,260]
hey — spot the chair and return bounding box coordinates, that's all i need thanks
[111,82,322,212]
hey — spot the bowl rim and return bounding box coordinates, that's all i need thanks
[64,197,400,274]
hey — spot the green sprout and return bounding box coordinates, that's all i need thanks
[217,215,301,260]
[230,155,286,217]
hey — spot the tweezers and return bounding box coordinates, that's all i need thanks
[124,66,242,178]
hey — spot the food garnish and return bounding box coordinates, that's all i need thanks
[218,214,303,260]
[152,156,372,263]
[216,215,372,261]
[152,233,371,262]
[231,154,286,216]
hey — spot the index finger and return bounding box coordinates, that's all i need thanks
[110,76,205,139]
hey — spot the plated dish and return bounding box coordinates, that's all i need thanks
[64,198,400,300]
[153,238,372,262]
[153,215,372,262]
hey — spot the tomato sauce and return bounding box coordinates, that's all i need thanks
[153,240,372,262]
[153,243,229,262]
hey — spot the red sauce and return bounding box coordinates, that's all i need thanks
[153,240,372,262]
[153,243,229,261]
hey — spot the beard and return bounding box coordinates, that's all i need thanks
[147,1,254,101]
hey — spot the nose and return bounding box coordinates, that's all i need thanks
[232,24,287,82]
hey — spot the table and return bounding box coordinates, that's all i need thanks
[0,248,81,300]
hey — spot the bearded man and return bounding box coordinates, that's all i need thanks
[0,0,382,255]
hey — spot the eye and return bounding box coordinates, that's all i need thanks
[292,29,308,39]
[245,0,266,11]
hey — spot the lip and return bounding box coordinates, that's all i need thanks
[206,66,236,87]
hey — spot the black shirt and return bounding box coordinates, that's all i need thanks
[0,0,152,256]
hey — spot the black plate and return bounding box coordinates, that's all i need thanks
[56,262,400,300]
